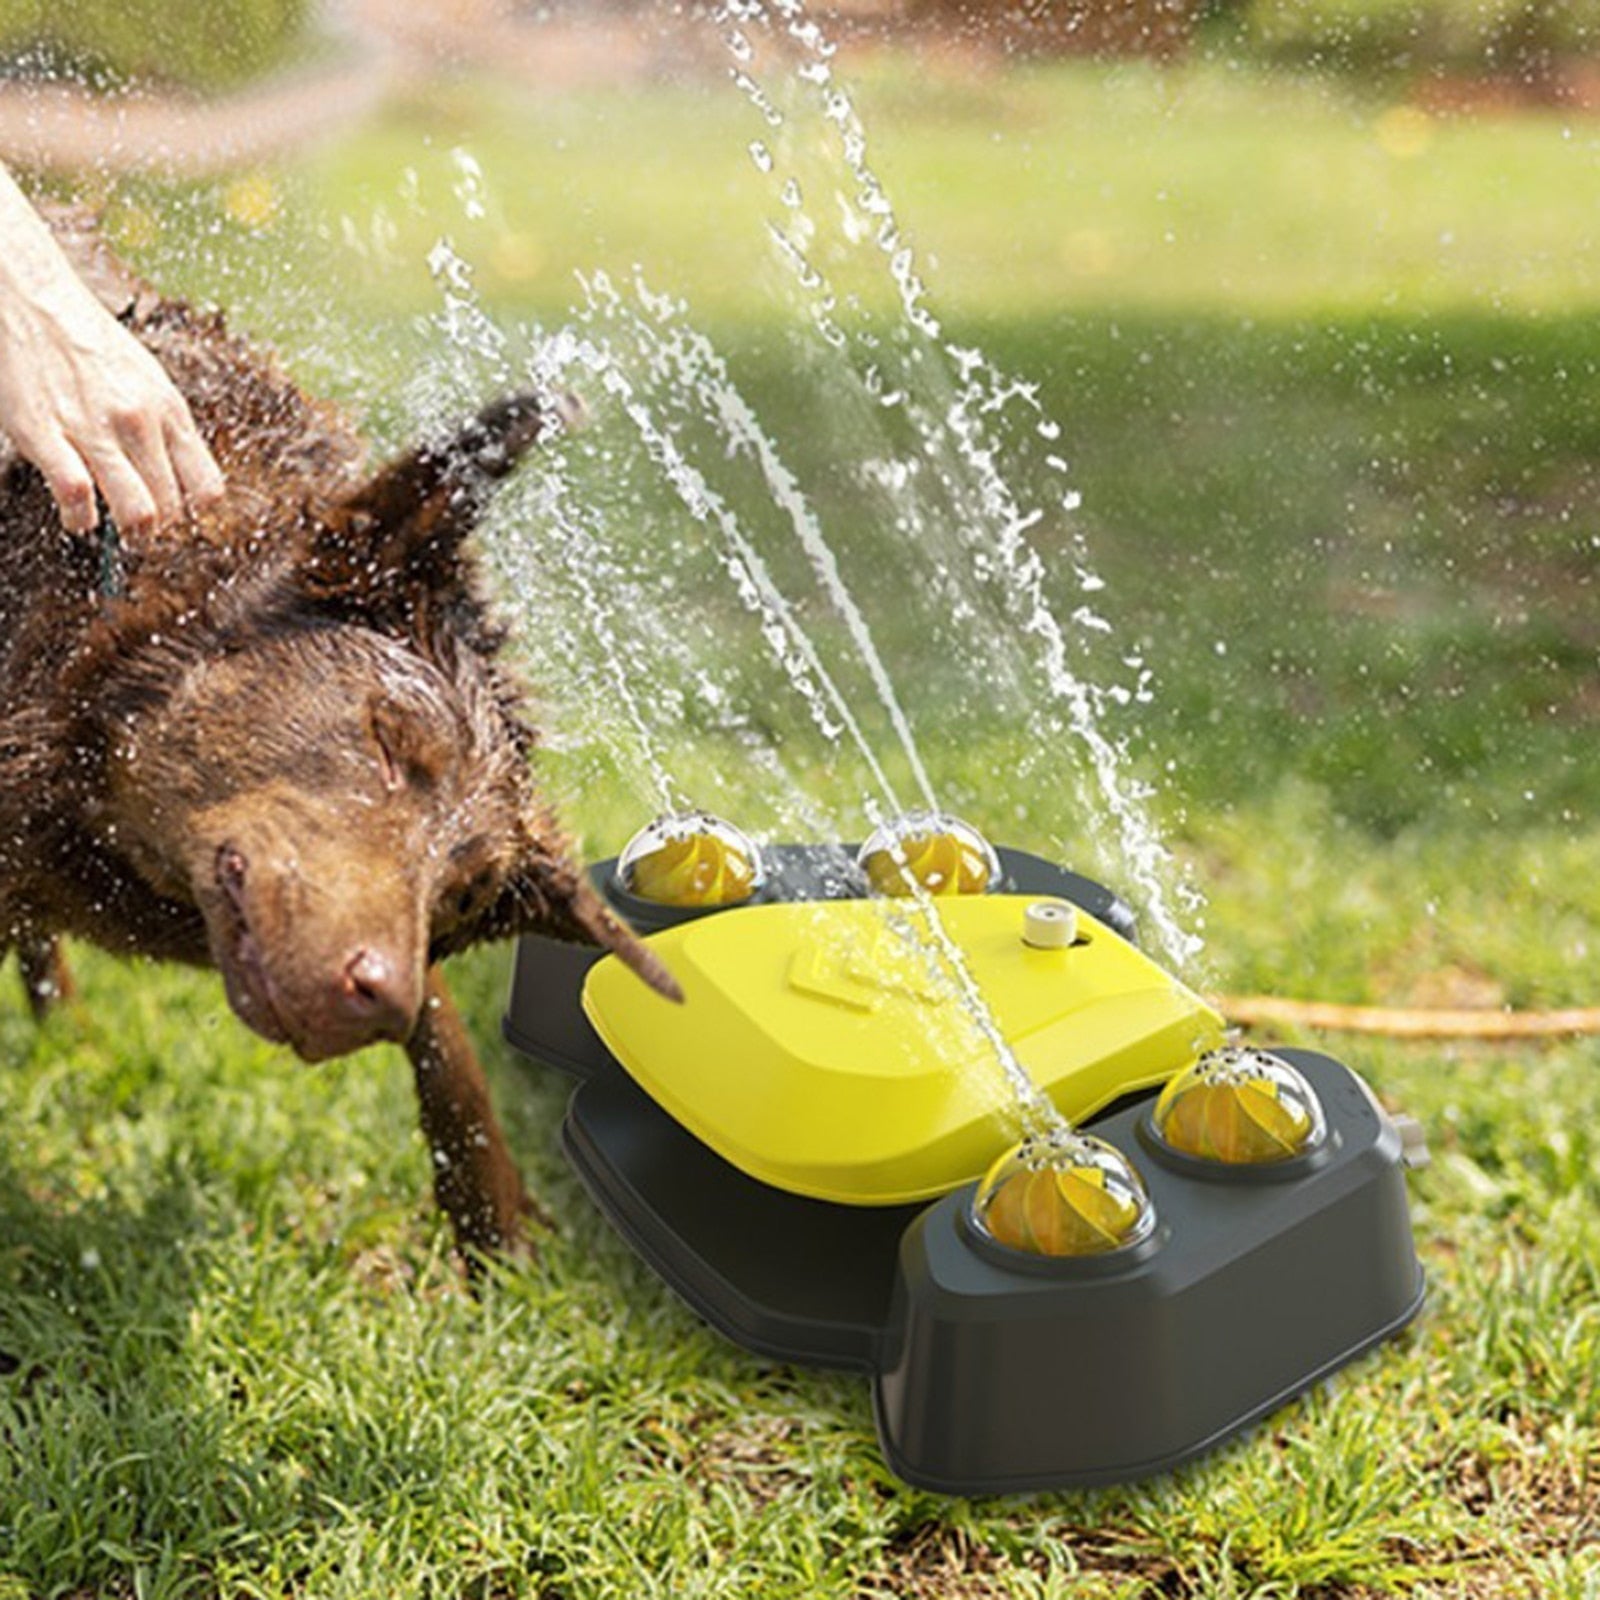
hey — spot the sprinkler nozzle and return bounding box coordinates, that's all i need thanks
[857,811,999,898]
[1022,898,1079,949]
[971,1132,1155,1258]
[1153,1047,1325,1165]
[617,812,763,908]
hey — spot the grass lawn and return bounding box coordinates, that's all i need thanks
[3,45,1597,1600]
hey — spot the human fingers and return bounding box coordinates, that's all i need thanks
[110,403,183,529]
[77,435,159,536]
[163,406,225,513]
[25,428,97,533]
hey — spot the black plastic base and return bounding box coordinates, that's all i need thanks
[503,848,1426,1494]
[872,1050,1425,1492]
[553,1050,1423,1495]
[563,1073,918,1370]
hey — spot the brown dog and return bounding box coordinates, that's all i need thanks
[0,210,675,1259]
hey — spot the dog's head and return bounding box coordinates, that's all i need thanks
[99,393,675,1061]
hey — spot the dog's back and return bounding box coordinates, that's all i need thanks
[1,209,371,946]
[0,207,366,746]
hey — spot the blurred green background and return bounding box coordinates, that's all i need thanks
[87,18,1596,979]
[0,0,309,90]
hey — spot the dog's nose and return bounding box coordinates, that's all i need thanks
[336,948,418,1042]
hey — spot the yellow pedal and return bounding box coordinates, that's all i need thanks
[583,894,1224,1205]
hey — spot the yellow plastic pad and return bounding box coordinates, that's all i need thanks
[582,895,1224,1205]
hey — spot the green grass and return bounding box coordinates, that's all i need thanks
[3,895,1596,1598]
[3,46,1597,1600]
[98,60,1600,848]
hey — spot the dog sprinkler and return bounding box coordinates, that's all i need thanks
[503,812,1425,1494]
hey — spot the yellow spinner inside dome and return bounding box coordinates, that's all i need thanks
[1153,1047,1326,1164]
[857,811,999,897]
[972,1133,1156,1257]
[582,893,1225,1205]
[617,812,763,908]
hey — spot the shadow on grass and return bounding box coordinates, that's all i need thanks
[0,1145,245,1582]
[0,994,473,1594]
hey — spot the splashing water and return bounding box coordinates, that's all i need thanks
[571,288,917,817]
[358,4,1208,1144]
[567,271,1071,1135]
[581,269,942,814]
[715,0,1204,972]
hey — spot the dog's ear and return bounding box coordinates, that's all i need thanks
[522,866,683,1003]
[434,839,683,1003]
[299,391,577,611]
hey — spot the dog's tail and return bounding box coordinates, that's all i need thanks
[566,881,683,1004]
[503,846,682,1004]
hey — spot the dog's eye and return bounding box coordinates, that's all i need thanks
[370,695,451,794]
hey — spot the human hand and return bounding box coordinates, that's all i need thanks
[0,276,225,536]
[0,166,224,537]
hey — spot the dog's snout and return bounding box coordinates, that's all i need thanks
[336,947,418,1042]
